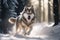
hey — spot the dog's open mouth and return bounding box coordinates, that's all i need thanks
[28,16,31,20]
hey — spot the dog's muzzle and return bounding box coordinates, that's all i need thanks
[28,16,31,20]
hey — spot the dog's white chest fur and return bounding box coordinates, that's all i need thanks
[23,13,34,23]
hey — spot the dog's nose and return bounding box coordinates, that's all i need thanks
[28,16,31,20]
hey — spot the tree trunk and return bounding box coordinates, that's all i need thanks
[30,0,54,25]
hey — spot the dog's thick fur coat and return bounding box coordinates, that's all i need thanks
[8,5,35,35]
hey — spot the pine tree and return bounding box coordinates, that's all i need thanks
[1,0,25,33]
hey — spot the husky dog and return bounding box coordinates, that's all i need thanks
[8,5,35,35]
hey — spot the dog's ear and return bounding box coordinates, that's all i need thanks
[8,17,17,24]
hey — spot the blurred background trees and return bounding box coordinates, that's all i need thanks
[30,0,55,25]
[0,0,26,33]
[0,0,60,33]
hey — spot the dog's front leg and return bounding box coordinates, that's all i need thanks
[21,26,26,36]
[26,26,32,35]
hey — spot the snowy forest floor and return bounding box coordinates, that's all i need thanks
[0,23,60,40]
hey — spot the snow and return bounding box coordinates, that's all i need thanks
[0,34,41,40]
[0,23,60,40]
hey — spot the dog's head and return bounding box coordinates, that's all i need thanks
[22,6,35,23]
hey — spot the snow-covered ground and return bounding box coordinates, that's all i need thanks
[0,23,60,40]
[0,34,41,40]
